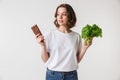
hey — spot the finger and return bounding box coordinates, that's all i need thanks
[91,37,94,40]
[39,35,44,38]
[35,34,41,38]
[39,36,44,42]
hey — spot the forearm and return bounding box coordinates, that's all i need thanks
[77,47,88,63]
[41,46,49,63]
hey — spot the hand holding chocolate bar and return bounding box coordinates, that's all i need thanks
[31,24,45,45]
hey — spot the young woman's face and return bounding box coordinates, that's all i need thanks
[56,7,68,27]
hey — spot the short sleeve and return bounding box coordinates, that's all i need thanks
[44,33,50,53]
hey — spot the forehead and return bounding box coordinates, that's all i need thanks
[57,7,67,13]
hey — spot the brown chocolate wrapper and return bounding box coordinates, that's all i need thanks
[31,24,42,35]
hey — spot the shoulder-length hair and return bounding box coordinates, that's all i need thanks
[54,4,77,29]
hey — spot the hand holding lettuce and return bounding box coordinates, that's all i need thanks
[81,24,102,45]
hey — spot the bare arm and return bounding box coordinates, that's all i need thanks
[41,45,49,63]
[36,34,49,63]
[77,38,93,63]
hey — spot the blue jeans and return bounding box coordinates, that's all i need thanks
[46,68,78,80]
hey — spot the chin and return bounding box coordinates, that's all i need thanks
[58,23,66,26]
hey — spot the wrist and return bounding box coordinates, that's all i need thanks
[83,46,89,50]
[41,44,46,47]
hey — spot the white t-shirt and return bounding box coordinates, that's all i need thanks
[44,29,82,72]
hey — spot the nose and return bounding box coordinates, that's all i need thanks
[58,14,62,19]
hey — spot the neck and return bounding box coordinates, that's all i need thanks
[58,26,71,33]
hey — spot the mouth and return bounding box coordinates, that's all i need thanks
[58,20,63,23]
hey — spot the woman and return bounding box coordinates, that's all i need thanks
[36,3,93,80]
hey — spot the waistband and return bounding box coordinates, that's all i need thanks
[47,68,77,74]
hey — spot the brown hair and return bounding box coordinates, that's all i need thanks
[54,4,77,29]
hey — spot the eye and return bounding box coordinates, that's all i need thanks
[62,13,68,16]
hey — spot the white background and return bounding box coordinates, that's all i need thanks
[0,0,120,80]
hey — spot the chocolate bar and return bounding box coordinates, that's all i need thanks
[31,24,42,35]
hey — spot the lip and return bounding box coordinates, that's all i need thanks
[58,20,63,23]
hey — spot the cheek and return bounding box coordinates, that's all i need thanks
[64,17,69,22]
